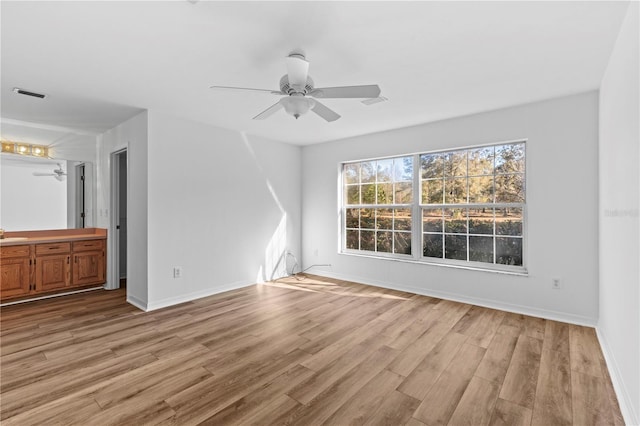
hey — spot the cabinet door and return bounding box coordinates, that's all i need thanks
[0,257,31,299]
[72,251,105,286]
[36,254,70,291]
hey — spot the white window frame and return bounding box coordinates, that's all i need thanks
[339,140,528,275]
[342,155,414,259]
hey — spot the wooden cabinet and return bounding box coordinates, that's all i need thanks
[36,254,71,291]
[35,242,71,291]
[72,240,105,286]
[1,237,106,302]
[0,245,32,299]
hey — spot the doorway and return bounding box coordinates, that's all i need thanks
[110,149,127,289]
[75,163,86,228]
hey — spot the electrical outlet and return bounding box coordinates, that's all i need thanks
[552,278,561,289]
[173,267,183,278]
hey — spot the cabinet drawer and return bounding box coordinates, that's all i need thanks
[1,244,30,259]
[35,242,71,255]
[72,240,105,252]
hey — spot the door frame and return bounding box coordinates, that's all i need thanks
[106,147,128,290]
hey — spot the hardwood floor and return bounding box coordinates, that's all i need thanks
[0,275,624,425]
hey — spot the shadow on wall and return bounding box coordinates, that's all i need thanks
[240,132,290,283]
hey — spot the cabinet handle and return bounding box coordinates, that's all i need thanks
[67,256,70,264]
[75,256,78,263]
[48,246,59,250]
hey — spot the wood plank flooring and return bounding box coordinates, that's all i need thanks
[0,274,624,425]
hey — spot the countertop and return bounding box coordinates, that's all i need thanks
[0,228,107,246]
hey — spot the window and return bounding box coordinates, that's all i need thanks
[344,156,413,256]
[341,141,526,273]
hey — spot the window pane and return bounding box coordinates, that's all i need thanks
[377,231,393,253]
[495,143,525,174]
[422,179,443,204]
[345,185,360,205]
[496,208,523,236]
[445,178,467,204]
[445,235,467,260]
[376,208,392,230]
[346,230,359,250]
[468,147,494,176]
[361,208,375,229]
[361,230,375,251]
[376,183,393,204]
[394,232,412,255]
[495,173,524,203]
[346,208,359,228]
[469,236,493,263]
[361,161,376,183]
[344,163,360,184]
[394,182,412,204]
[394,208,412,231]
[423,209,443,232]
[445,151,467,177]
[468,176,493,203]
[496,237,522,266]
[421,153,444,179]
[376,159,393,182]
[445,208,467,234]
[423,234,443,258]
[394,157,413,181]
[468,208,493,234]
[362,184,376,204]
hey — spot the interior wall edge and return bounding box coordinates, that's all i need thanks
[311,270,597,327]
[596,327,639,426]
[126,293,148,312]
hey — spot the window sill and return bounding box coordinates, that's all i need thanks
[339,250,529,277]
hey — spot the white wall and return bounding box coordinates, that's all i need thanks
[302,91,599,325]
[145,111,301,309]
[97,111,148,308]
[598,3,639,424]
[0,159,67,231]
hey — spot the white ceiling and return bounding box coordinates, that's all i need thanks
[0,1,630,146]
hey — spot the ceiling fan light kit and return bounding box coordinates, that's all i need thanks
[281,96,315,120]
[211,53,382,122]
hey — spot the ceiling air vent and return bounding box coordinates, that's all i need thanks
[12,87,47,99]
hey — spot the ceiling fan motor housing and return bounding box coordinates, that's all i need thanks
[280,75,314,96]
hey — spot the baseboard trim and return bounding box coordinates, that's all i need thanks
[145,280,256,312]
[311,270,597,327]
[126,294,148,311]
[596,327,639,426]
[1,286,103,307]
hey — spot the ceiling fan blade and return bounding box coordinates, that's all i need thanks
[285,54,309,89]
[310,84,381,99]
[253,100,283,120]
[210,85,283,95]
[311,100,341,122]
[33,173,56,176]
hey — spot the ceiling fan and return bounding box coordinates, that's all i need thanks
[210,53,382,122]
[33,163,67,181]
